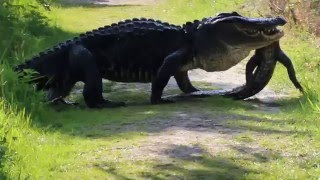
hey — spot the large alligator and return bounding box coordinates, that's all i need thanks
[15,12,287,108]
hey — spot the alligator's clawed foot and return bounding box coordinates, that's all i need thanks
[151,98,175,105]
[95,100,126,108]
[62,99,79,106]
[49,97,79,106]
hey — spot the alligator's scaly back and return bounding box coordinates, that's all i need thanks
[16,18,183,88]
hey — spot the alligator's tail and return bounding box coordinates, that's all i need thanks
[14,43,70,90]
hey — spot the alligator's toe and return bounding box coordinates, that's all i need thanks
[62,99,79,106]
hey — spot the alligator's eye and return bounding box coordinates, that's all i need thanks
[244,29,259,36]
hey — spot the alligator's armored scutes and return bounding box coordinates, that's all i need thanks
[16,12,287,108]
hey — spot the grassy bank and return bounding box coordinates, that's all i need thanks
[0,0,320,178]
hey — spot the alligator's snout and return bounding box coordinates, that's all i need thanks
[274,17,287,26]
[256,16,287,26]
[235,16,287,38]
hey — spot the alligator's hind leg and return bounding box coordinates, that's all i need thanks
[46,73,78,105]
[69,45,125,108]
[174,71,199,93]
[47,82,77,105]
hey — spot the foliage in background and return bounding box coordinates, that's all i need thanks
[268,0,320,35]
[269,0,320,113]
[0,0,53,65]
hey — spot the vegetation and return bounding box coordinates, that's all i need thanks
[0,0,319,179]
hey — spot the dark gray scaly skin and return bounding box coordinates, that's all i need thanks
[223,41,303,99]
[188,41,303,99]
[15,12,287,108]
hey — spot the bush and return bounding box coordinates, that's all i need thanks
[0,0,52,65]
[269,0,320,35]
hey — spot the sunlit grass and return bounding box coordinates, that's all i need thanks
[50,0,247,33]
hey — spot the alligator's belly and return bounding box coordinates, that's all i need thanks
[102,67,156,83]
[196,50,250,72]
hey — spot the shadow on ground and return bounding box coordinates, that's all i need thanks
[95,144,258,179]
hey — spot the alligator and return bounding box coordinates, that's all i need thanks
[223,41,303,99]
[186,41,304,99]
[15,12,287,108]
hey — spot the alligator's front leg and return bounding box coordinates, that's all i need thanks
[151,48,191,104]
[174,71,199,93]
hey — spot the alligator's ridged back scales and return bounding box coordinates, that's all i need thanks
[86,18,185,82]
[17,18,186,85]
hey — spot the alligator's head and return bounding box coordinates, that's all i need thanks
[191,12,287,72]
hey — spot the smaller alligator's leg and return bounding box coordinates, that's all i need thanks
[69,45,125,108]
[245,54,260,85]
[277,50,304,92]
[151,48,191,104]
[174,71,199,93]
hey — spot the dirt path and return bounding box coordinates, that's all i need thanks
[89,61,284,167]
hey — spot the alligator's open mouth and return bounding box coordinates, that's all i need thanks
[244,26,283,37]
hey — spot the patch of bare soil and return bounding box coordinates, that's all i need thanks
[121,62,283,162]
[123,113,265,161]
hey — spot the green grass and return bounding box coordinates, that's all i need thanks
[1,0,320,179]
[51,0,247,33]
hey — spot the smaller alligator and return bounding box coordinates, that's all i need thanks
[223,41,303,99]
[15,12,286,108]
[186,41,303,99]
